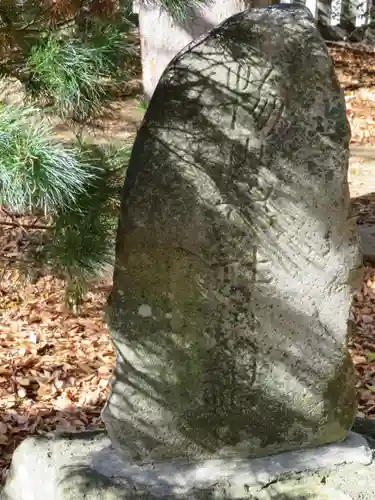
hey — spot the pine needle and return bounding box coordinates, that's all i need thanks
[0,104,94,214]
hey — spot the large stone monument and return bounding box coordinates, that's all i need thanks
[135,0,271,99]
[103,3,363,462]
[2,5,374,500]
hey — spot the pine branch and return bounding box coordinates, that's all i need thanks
[150,0,214,21]
[0,103,95,214]
[0,2,139,307]
[24,23,135,121]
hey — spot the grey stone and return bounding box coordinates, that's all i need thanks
[0,431,373,500]
[318,22,350,41]
[357,224,375,263]
[363,27,375,46]
[103,4,363,463]
[352,416,375,441]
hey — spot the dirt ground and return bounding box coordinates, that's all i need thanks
[1,43,375,484]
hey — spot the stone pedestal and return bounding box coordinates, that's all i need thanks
[1,429,373,500]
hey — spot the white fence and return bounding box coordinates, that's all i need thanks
[282,0,372,27]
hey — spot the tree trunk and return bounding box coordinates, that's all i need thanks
[135,0,272,100]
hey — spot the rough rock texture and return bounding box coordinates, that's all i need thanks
[0,430,373,500]
[135,0,271,99]
[102,5,363,462]
[357,224,375,264]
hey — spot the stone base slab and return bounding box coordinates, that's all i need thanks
[0,430,373,500]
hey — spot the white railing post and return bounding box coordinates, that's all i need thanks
[330,0,342,25]
[355,0,369,26]
[305,0,318,18]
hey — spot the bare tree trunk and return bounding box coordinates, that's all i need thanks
[135,0,272,100]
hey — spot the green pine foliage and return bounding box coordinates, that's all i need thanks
[28,142,130,307]
[0,0,211,307]
[156,0,213,21]
[25,21,136,121]
[26,36,109,121]
[0,103,94,214]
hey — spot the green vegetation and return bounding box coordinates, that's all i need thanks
[0,0,210,306]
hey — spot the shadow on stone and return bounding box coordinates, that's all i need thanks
[103,5,362,463]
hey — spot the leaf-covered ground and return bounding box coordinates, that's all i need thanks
[2,43,375,484]
[350,265,375,417]
[331,43,375,145]
[0,273,113,484]
[335,42,375,421]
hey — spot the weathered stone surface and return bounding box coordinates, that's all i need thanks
[135,0,272,99]
[102,5,363,462]
[357,224,375,263]
[0,430,372,500]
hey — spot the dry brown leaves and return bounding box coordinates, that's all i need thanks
[0,271,114,484]
[0,216,115,485]
[352,193,375,226]
[330,45,375,144]
[332,45,375,420]
[350,267,375,417]
[43,0,120,23]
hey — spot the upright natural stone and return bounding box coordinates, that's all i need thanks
[103,5,362,462]
[135,0,271,99]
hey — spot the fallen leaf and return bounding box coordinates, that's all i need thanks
[54,393,75,410]
[17,387,26,398]
[36,384,53,399]
[16,377,30,387]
